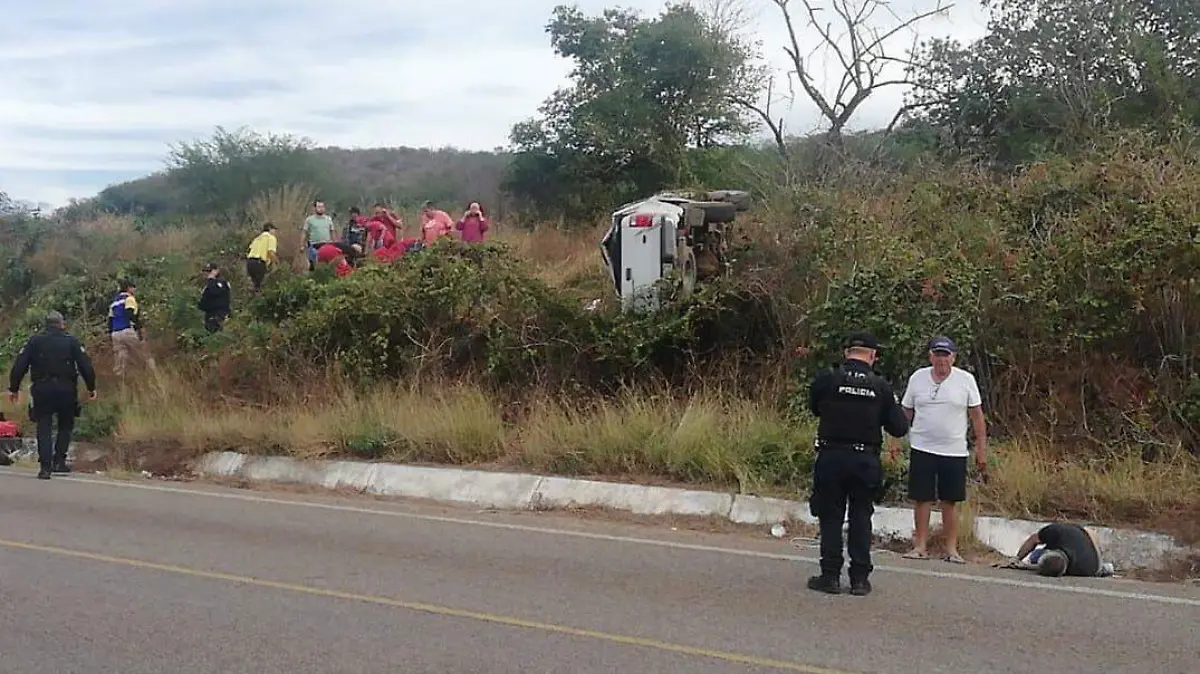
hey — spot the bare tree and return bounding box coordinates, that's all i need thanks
[771,0,951,148]
[699,0,792,157]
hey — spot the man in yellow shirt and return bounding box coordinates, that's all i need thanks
[246,223,279,293]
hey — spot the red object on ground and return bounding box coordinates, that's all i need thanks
[316,243,344,264]
[0,421,21,438]
[335,259,353,278]
[374,237,421,264]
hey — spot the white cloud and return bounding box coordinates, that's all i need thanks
[0,0,989,207]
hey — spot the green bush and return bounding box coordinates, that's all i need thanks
[73,399,122,441]
[248,240,783,392]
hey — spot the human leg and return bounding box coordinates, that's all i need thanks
[111,333,129,378]
[246,259,266,293]
[935,454,968,561]
[204,312,226,333]
[809,450,849,593]
[846,452,882,594]
[52,403,76,472]
[32,398,54,477]
[906,447,939,558]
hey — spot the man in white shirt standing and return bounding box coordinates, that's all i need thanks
[897,336,988,563]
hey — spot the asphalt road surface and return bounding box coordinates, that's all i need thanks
[1,468,1197,674]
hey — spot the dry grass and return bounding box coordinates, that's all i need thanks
[106,366,1200,538]
[494,223,609,293]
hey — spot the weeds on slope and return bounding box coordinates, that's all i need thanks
[96,366,1200,539]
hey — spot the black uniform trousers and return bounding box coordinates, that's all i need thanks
[813,445,883,581]
[204,311,229,333]
[30,381,79,469]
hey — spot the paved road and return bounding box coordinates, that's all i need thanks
[0,469,1197,674]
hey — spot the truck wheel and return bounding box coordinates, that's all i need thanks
[676,243,697,300]
[696,202,738,224]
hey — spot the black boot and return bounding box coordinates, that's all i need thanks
[849,577,872,596]
[37,466,52,480]
[807,574,842,594]
[52,461,71,474]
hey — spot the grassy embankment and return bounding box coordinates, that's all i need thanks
[4,152,1199,550]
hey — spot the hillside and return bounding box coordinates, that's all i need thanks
[62,144,514,223]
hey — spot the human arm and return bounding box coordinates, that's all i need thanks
[127,296,145,337]
[1015,531,1043,561]
[967,374,987,471]
[7,336,36,398]
[71,338,97,397]
[880,382,910,439]
[970,406,987,469]
[198,280,215,312]
[899,374,917,424]
[808,369,834,417]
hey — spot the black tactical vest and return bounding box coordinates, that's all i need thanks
[815,361,889,448]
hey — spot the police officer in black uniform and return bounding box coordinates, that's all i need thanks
[807,332,909,596]
[7,311,97,480]
[197,262,232,333]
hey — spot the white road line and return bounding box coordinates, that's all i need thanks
[3,470,1198,608]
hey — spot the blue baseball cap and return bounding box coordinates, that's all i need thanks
[929,336,957,354]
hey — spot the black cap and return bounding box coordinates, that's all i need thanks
[844,331,880,350]
[202,262,218,272]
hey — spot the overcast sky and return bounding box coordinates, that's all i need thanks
[0,0,988,208]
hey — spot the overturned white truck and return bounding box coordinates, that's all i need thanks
[600,190,751,312]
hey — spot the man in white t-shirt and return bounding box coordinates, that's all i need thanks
[896,336,988,563]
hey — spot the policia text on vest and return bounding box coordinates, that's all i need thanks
[806,332,909,597]
[7,312,98,480]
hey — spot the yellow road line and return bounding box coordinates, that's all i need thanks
[0,537,857,674]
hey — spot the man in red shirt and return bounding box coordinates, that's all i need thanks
[369,202,402,240]
[316,243,356,277]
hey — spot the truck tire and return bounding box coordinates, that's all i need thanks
[676,243,697,300]
[707,190,751,211]
[693,201,738,224]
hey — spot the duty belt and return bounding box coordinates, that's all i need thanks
[814,439,877,453]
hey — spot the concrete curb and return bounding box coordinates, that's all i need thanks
[189,451,1195,572]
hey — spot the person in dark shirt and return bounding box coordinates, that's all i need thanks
[1013,522,1107,577]
[197,262,232,333]
[7,311,97,479]
[807,332,910,596]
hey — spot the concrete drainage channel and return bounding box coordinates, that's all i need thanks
[8,442,1195,575]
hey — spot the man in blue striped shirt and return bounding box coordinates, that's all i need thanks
[108,280,153,378]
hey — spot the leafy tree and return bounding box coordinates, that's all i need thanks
[906,0,1200,162]
[165,126,338,225]
[503,3,762,221]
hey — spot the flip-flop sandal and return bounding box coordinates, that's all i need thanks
[944,554,967,564]
[902,550,929,560]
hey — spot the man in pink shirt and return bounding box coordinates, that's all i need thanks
[420,201,454,245]
[456,202,490,244]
